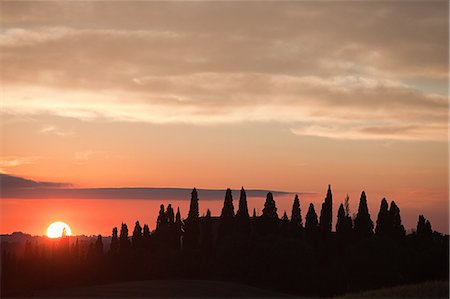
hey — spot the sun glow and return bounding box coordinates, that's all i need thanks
[46,221,72,238]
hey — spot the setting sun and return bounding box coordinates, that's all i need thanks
[46,221,72,238]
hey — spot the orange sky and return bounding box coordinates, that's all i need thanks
[1,1,448,235]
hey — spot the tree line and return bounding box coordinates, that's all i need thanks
[1,186,448,297]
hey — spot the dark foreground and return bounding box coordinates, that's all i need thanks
[33,280,291,298]
[24,280,449,298]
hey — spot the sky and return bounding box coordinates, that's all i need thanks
[0,1,449,235]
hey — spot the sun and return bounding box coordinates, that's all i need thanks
[46,221,72,238]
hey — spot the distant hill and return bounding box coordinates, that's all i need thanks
[33,280,293,298]
[1,173,299,200]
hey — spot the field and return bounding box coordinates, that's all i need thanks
[338,280,449,298]
[33,280,292,298]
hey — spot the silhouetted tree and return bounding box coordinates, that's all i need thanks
[354,191,374,238]
[319,185,333,234]
[166,204,175,226]
[291,194,303,230]
[236,187,250,234]
[261,192,278,233]
[219,188,235,238]
[184,188,200,250]
[202,209,213,252]
[281,211,289,232]
[143,224,150,237]
[142,224,151,249]
[336,204,346,235]
[389,201,405,238]
[110,227,119,254]
[132,221,143,248]
[157,204,167,231]
[262,192,278,219]
[119,223,131,251]
[417,215,433,237]
[305,203,319,234]
[94,235,103,257]
[375,198,390,236]
[188,188,199,220]
[252,208,257,218]
[174,207,183,250]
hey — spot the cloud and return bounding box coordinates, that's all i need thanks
[0,156,41,173]
[0,173,297,200]
[38,125,73,136]
[291,124,448,142]
[0,173,71,189]
[1,1,448,141]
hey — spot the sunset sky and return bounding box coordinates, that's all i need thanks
[1,1,448,235]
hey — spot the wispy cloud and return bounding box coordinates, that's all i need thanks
[0,156,40,172]
[38,125,74,136]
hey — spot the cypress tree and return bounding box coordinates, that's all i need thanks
[417,215,432,237]
[110,227,119,254]
[262,192,278,219]
[236,187,250,234]
[95,235,103,257]
[319,185,333,234]
[157,204,166,231]
[236,187,249,219]
[291,194,303,230]
[375,198,390,236]
[305,203,319,233]
[389,201,405,237]
[188,188,199,220]
[219,188,235,238]
[132,221,143,248]
[221,188,235,218]
[203,209,213,252]
[119,223,130,251]
[166,204,175,226]
[336,204,346,234]
[184,188,200,249]
[354,191,374,238]
[176,207,182,224]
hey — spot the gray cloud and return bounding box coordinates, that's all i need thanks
[0,173,296,200]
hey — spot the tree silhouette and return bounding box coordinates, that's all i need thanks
[202,209,213,252]
[132,221,143,248]
[94,235,103,257]
[166,204,175,226]
[157,204,167,231]
[119,222,131,251]
[219,188,235,238]
[184,188,200,250]
[236,187,250,234]
[336,203,352,236]
[305,203,319,234]
[188,188,199,220]
[110,227,119,254]
[281,211,289,232]
[375,198,390,236]
[143,224,150,237]
[262,192,278,219]
[389,201,405,238]
[417,215,433,237]
[261,192,278,233]
[319,185,333,234]
[174,207,183,250]
[354,191,374,238]
[291,194,303,230]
